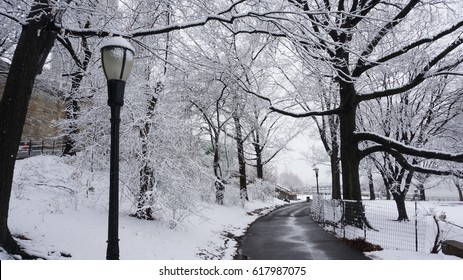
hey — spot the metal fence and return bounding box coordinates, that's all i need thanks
[310,195,427,252]
[17,140,66,159]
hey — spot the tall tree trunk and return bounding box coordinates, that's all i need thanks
[254,142,264,180]
[368,167,376,200]
[392,192,409,221]
[62,25,92,156]
[234,115,248,201]
[62,98,80,156]
[338,81,374,229]
[392,171,413,221]
[339,83,361,201]
[0,1,64,258]
[382,177,392,200]
[210,123,224,205]
[455,181,463,202]
[330,142,341,199]
[136,161,155,220]
[135,80,160,219]
[136,122,155,220]
[213,145,225,205]
[386,188,391,200]
[418,183,426,201]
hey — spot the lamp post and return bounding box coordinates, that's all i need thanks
[101,37,134,260]
[313,166,319,195]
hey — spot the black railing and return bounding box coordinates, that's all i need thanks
[17,140,66,159]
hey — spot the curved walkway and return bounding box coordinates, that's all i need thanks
[238,202,369,260]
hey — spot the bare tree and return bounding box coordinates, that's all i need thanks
[0,0,275,257]
[231,0,463,226]
[0,0,71,259]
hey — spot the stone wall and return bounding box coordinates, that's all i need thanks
[0,64,66,141]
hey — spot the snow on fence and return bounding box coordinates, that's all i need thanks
[17,140,66,159]
[310,195,427,252]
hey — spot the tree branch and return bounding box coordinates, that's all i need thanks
[359,36,463,102]
[360,145,463,178]
[353,0,420,73]
[353,20,463,77]
[270,105,340,118]
[356,132,463,162]
[0,11,26,25]
[60,9,279,38]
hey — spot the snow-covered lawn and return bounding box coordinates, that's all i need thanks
[1,155,462,261]
[2,155,284,260]
[312,198,463,260]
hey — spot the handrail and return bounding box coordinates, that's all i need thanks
[17,140,66,159]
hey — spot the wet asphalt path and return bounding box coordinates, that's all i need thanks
[238,202,369,260]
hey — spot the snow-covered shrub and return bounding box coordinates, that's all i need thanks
[247,179,277,202]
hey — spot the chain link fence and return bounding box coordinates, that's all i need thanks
[310,195,427,252]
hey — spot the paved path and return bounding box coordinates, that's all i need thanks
[238,202,369,260]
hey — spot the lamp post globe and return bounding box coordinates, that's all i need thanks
[101,37,134,260]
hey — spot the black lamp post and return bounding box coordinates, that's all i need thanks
[313,166,319,195]
[101,37,134,260]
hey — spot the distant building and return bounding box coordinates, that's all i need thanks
[0,60,66,141]
[275,185,298,201]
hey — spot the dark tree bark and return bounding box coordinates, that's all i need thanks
[455,181,463,202]
[234,115,248,201]
[0,0,66,258]
[330,139,342,199]
[392,171,414,221]
[417,183,427,201]
[253,135,264,180]
[368,167,376,200]
[339,82,362,201]
[213,148,225,205]
[135,80,161,220]
[392,192,409,221]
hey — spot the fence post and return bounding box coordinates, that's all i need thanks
[322,199,325,228]
[342,200,346,239]
[41,140,44,154]
[415,200,418,252]
[52,141,55,155]
[28,140,32,157]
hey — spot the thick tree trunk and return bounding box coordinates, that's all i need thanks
[214,148,224,205]
[383,178,392,200]
[0,1,61,258]
[135,85,159,219]
[211,132,225,205]
[234,116,248,201]
[392,171,413,221]
[339,83,361,201]
[254,143,264,180]
[392,192,409,221]
[368,167,376,200]
[330,143,341,199]
[136,164,154,220]
[386,188,391,200]
[337,81,373,229]
[62,98,81,156]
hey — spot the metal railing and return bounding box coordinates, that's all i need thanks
[17,140,66,159]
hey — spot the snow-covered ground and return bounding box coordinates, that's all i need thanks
[1,155,462,261]
[1,155,286,260]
